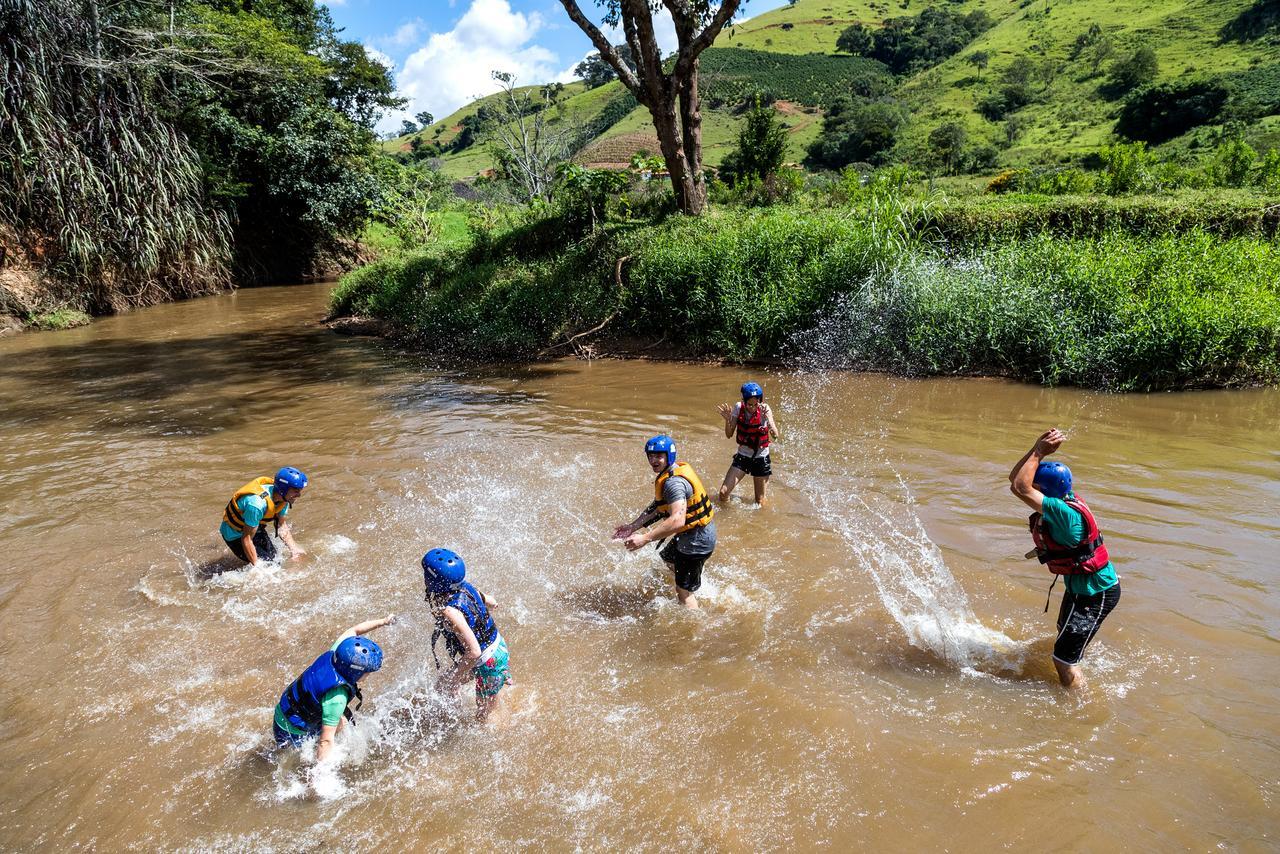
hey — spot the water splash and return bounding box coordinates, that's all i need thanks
[781,369,1022,672]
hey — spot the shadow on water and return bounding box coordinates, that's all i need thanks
[558,579,664,620]
[0,327,579,434]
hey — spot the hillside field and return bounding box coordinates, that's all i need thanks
[389,0,1280,179]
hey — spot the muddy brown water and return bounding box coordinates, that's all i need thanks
[0,283,1277,850]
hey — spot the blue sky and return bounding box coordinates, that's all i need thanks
[323,0,789,132]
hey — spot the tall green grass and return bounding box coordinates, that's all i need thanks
[331,204,1280,390]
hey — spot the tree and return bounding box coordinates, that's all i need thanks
[483,72,581,202]
[718,95,788,185]
[557,0,746,215]
[1113,80,1228,144]
[1107,46,1158,94]
[415,110,434,128]
[400,119,419,137]
[928,122,968,175]
[804,96,906,169]
[574,44,634,88]
[836,23,873,56]
[966,50,990,78]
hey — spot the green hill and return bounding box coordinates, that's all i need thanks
[389,0,1280,178]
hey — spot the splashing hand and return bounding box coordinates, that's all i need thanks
[613,524,635,540]
[623,532,647,551]
[717,402,734,423]
[1035,428,1066,456]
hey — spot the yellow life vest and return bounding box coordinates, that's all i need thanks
[222,476,286,535]
[654,461,715,533]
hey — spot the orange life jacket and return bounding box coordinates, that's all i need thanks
[222,476,286,535]
[654,462,714,534]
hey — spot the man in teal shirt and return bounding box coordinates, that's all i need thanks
[220,467,308,566]
[1010,428,1121,689]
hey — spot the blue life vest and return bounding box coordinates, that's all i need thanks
[277,651,360,735]
[432,581,498,664]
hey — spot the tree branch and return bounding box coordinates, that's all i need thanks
[557,0,644,96]
[674,0,742,79]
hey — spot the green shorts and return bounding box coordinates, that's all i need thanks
[474,634,510,698]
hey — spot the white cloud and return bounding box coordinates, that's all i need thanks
[388,19,425,49]
[383,0,559,133]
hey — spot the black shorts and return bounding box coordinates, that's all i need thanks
[658,540,711,593]
[1054,583,1121,665]
[225,527,277,563]
[731,452,772,478]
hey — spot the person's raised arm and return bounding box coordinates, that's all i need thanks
[717,402,737,439]
[1010,429,1064,511]
[344,614,396,638]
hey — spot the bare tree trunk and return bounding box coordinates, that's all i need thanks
[557,0,740,216]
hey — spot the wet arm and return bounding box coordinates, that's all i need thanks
[276,518,305,557]
[345,614,396,637]
[438,607,482,689]
[1010,433,1058,512]
[315,721,340,763]
[633,499,686,545]
[765,404,780,440]
[239,529,259,565]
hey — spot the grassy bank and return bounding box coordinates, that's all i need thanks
[331,200,1280,391]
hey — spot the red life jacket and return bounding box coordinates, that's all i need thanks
[1028,495,1110,575]
[736,403,770,451]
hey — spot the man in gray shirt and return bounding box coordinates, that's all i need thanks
[614,435,718,609]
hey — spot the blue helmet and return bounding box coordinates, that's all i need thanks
[422,548,466,594]
[333,635,383,683]
[644,435,676,468]
[274,466,308,496]
[741,381,764,401]
[1034,461,1073,499]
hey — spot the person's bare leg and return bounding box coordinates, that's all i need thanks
[675,585,700,609]
[753,475,770,506]
[1053,658,1085,689]
[719,466,747,503]
[475,689,506,724]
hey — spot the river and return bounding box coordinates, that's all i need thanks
[0,283,1276,850]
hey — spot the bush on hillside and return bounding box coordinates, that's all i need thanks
[836,7,993,74]
[718,97,789,187]
[1114,80,1229,144]
[804,97,907,169]
[1105,46,1159,97]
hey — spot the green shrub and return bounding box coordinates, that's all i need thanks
[332,200,1280,390]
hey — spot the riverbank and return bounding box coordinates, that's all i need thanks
[330,195,1280,391]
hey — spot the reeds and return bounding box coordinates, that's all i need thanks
[0,0,232,316]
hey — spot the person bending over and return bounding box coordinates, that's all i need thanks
[274,615,395,761]
[220,467,308,567]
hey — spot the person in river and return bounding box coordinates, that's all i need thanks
[273,614,395,759]
[423,548,511,723]
[219,467,308,567]
[716,381,780,506]
[614,435,717,609]
[1009,428,1121,689]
